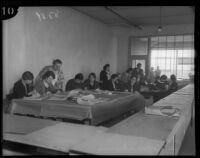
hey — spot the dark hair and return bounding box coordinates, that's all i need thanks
[111,74,118,80]
[126,68,133,73]
[75,73,84,80]
[88,73,96,79]
[170,74,176,81]
[42,71,55,80]
[160,75,167,80]
[22,71,34,80]
[137,63,141,67]
[103,64,110,71]
[53,59,62,65]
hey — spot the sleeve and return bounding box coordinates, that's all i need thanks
[49,83,58,94]
[35,81,46,96]
[13,83,25,98]
[65,80,72,91]
[35,66,49,83]
[83,80,89,90]
[56,69,65,90]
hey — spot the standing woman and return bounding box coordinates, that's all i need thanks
[35,59,64,90]
[100,64,110,90]
[84,73,100,90]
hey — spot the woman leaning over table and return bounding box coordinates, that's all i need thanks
[35,59,64,91]
[35,71,58,96]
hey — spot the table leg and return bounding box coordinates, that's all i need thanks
[83,119,91,125]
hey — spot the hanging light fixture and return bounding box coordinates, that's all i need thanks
[158,6,162,32]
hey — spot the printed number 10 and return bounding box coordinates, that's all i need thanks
[2,7,14,15]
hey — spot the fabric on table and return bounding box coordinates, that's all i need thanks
[10,92,145,125]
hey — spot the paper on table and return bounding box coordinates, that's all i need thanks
[145,106,180,117]
[48,95,68,101]
[23,95,45,100]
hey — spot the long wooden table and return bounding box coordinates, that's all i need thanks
[107,83,194,155]
[9,91,145,125]
[3,114,164,155]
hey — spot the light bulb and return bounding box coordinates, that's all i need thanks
[158,25,162,32]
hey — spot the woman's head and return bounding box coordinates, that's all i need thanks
[103,64,110,72]
[88,73,96,82]
[52,59,62,71]
[22,71,34,84]
[74,73,84,83]
[137,63,142,69]
[130,75,137,85]
[160,75,167,82]
[42,71,55,84]
[170,74,176,81]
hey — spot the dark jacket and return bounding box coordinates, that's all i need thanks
[156,80,169,91]
[169,81,178,93]
[104,79,116,91]
[65,79,84,91]
[11,80,33,99]
[100,70,109,90]
[125,81,140,93]
[83,79,100,90]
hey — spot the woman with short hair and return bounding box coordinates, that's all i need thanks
[84,73,100,90]
[35,71,58,96]
[8,71,34,99]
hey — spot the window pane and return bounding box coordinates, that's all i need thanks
[150,34,194,79]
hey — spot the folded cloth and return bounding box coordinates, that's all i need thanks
[145,105,180,117]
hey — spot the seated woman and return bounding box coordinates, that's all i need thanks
[104,74,118,91]
[35,71,58,96]
[168,74,178,93]
[155,75,169,91]
[83,73,100,90]
[65,73,84,91]
[124,75,140,93]
[8,71,34,100]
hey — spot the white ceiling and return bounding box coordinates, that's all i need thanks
[71,6,194,29]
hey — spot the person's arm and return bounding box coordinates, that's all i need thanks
[13,82,26,98]
[35,81,46,96]
[49,83,58,94]
[35,66,48,84]
[55,69,65,90]
[65,80,73,91]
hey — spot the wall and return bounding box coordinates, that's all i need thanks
[113,24,194,73]
[3,7,118,97]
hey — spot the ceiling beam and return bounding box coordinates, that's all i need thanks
[71,7,109,26]
[104,6,142,30]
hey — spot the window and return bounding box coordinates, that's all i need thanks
[150,35,194,79]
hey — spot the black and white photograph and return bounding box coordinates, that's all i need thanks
[2,2,197,156]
